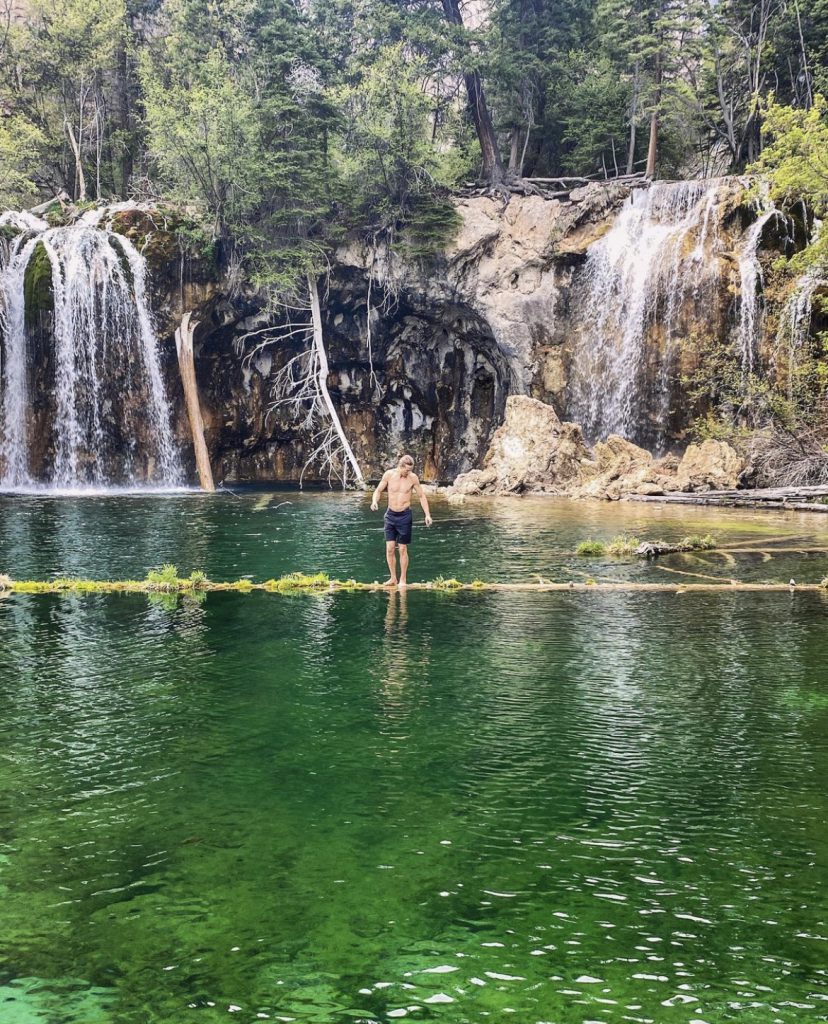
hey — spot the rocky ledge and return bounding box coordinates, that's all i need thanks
[447,396,745,501]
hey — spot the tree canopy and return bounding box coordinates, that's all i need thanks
[1,0,826,282]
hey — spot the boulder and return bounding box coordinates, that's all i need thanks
[573,434,658,500]
[450,468,497,495]
[675,439,744,491]
[450,395,591,495]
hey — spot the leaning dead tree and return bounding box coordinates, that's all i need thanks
[175,312,215,492]
[237,275,366,489]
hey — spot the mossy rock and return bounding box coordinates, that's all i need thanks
[109,207,216,271]
[24,242,54,323]
[44,202,70,228]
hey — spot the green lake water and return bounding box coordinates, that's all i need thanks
[0,491,827,1023]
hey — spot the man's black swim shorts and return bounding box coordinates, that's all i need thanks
[384,508,413,545]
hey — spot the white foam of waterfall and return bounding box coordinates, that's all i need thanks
[0,212,182,489]
[775,232,826,396]
[568,180,724,449]
[735,194,780,379]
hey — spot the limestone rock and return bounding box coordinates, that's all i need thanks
[573,434,660,500]
[450,468,497,495]
[450,395,590,495]
[675,439,744,491]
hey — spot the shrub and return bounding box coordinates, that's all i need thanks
[576,539,606,556]
[681,534,716,550]
[145,564,180,590]
[432,576,462,589]
[605,534,640,556]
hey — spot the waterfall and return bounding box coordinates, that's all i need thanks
[734,186,788,380]
[775,235,826,397]
[0,210,182,490]
[567,180,725,451]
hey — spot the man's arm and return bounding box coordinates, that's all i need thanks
[370,471,389,511]
[414,476,433,526]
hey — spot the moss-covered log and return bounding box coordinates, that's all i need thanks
[0,570,826,596]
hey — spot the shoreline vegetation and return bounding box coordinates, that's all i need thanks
[1,564,827,596]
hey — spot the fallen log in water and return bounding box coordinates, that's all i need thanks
[1,573,826,596]
[629,485,828,512]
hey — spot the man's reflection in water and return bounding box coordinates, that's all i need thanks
[384,586,409,635]
[378,588,411,722]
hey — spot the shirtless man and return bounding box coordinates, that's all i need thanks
[370,454,433,587]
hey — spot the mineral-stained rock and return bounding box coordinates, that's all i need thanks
[450,395,591,495]
[565,434,693,500]
[675,439,744,491]
[450,468,498,495]
[573,435,657,500]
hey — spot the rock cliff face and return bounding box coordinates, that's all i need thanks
[140,183,634,484]
[164,176,816,486]
[3,178,820,489]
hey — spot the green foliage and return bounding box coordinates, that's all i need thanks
[431,576,463,589]
[753,96,828,272]
[264,572,330,592]
[0,115,46,207]
[145,564,181,589]
[605,534,641,555]
[576,539,606,556]
[681,534,716,550]
[681,347,814,440]
[2,0,828,284]
[332,42,467,259]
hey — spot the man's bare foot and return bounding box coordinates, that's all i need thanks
[398,579,407,589]
[383,577,398,587]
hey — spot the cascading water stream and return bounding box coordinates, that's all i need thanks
[0,210,182,490]
[775,228,826,397]
[568,180,726,451]
[734,187,788,380]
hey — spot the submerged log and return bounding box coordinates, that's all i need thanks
[629,485,828,512]
[175,312,215,493]
[635,540,708,557]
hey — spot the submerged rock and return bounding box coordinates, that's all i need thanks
[449,395,590,495]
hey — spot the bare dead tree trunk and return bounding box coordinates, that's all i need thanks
[115,42,134,195]
[308,275,366,489]
[65,119,87,202]
[508,129,520,173]
[627,64,640,175]
[645,55,662,179]
[791,0,813,108]
[175,312,215,492]
[441,0,505,185]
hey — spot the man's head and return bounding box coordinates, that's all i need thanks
[398,454,414,477]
